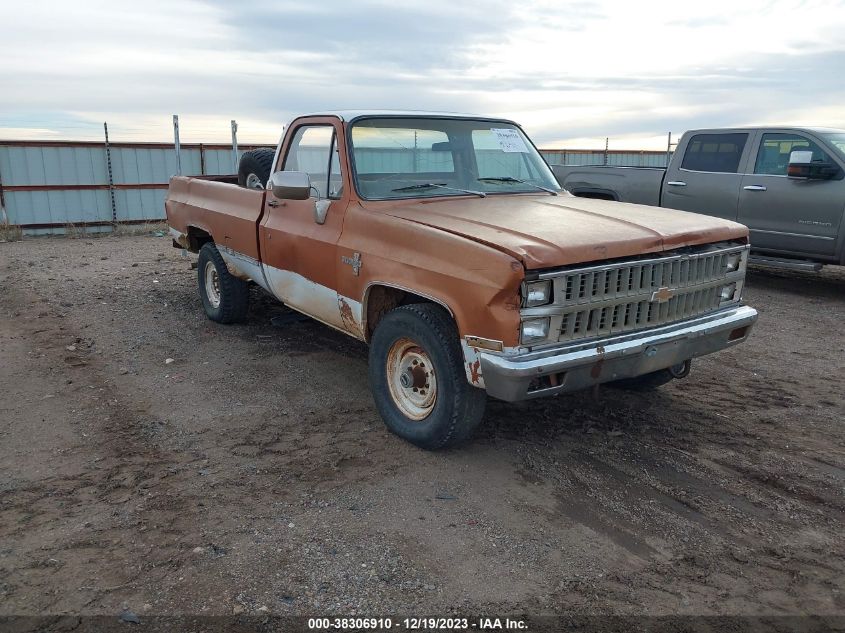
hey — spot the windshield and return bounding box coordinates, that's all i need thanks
[821,132,845,160]
[349,117,561,199]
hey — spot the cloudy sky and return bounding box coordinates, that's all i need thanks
[1,0,844,149]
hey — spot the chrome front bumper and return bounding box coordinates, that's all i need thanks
[479,305,758,401]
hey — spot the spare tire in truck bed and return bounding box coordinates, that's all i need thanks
[237,148,275,189]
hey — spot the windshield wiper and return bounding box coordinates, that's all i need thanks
[391,183,486,198]
[478,176,558,195]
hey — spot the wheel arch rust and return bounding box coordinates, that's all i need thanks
[361,282,455,343]
[185,224,214,252]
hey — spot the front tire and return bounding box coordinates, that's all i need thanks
[369,304,486,450]
[197,243,249,323]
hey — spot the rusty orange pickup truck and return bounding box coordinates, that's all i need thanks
[165,111,758,449]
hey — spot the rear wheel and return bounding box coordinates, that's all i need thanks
[197,243,249,323]
[369,304,486,449]
[237,148,275,189]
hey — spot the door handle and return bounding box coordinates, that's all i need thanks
[268,200,280,207]
[743,185,767,192]
[666,181,686,186]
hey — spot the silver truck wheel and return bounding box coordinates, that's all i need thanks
[245,172,264,190]
[386,338,438,421]
[369,304,486,450]
[197,243,250,324]
[203,260,222,308]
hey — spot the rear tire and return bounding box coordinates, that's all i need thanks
[369,304,486,450]
[197,243,249,323]
[238,148,275,189]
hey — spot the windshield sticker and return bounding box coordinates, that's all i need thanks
[491,128,529,153]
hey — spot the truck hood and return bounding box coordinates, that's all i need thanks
[381,194,748,269]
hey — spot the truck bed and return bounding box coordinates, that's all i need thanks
[552,165,665,206]
[165,176,265,260]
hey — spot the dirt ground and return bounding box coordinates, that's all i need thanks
[1,233,843,627]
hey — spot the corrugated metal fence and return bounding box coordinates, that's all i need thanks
[0,141,669,235]
[0,141,271,235]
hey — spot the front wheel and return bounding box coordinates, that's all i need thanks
[369,304,486,450]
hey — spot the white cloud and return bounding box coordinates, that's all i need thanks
[1,0,844,146]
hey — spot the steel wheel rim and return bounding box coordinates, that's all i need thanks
[204,261,221,308]
[386,338,437,421]
[245,173,263,189]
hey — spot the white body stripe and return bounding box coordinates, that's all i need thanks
[178,238,485,388]
[262,264,365,339]
[217,245,272,293]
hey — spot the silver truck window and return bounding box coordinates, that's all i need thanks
[681,133,748,173]
[283,125,342,199]
[821,132,845,158]
[754,133,833,176]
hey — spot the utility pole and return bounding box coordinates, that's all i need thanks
[104,122,117,225]
[604,137,609,166]
[231,120,239,172]
[173,115,182,176]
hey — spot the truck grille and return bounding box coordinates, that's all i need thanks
[527,243,749,345]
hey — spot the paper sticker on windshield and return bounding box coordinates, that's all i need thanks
[491,128,529,153]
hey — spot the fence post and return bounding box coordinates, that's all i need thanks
[231,120,239,173]
[0,162,8,226]
[173,115,182,176]
[199,143,206,175]
[104,122,117,226]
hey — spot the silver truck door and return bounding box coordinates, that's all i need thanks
[662,131,753,222]
[738,130,844,257]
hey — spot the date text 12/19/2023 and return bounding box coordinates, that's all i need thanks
[307,617,528,630]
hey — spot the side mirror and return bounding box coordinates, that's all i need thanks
[269,171,311,200]
[787,150,840,180]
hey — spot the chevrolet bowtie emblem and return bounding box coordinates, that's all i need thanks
[650,286,675,303]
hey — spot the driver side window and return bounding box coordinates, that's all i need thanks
[754,133,832,176]
[282,125,343,199]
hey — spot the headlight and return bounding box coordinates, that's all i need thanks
[720,282,737,302]
[524,280,551,307]
[725,252,743,272]
[521,317,550,344]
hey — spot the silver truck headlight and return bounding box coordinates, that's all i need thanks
[720,282,737,302]
[726,253,743,272]
[524,280,551,307]
[521,317,550,344]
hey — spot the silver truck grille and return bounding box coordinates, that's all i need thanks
[526,243,749,345]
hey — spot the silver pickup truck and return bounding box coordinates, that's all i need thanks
[553,127,845,270]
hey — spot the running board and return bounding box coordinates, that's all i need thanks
[749,255,823,272]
